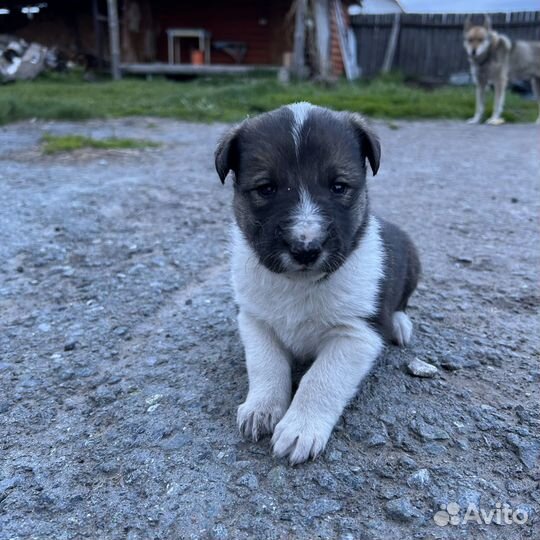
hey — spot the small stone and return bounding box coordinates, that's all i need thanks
[63,341,77,351]
[376,466,395,480]
[98,461,120,475]
[0,476,21,496]
[327,450,342,462]
[145,394,162,406]
[410,418,450,441]
[458,489,481,509]
[145,356,158,366]
[307,498,342,518]
[406,358,438,378]
[210,524,229,540]
[456,438,470,450]
[379,487,399,500]
[113,326,128,336]
[93,386,117,406]
[38,323,51,332]
[367,432,389,447]
[385,497,421,522]
[160,434,191,451]
[314,471,338,491]
[233,460,252,470]
[506,434,540,469]
[267,465,288,489]
[424,443,447,455]
[398,456,418,470]
[441,355,480,370]
[61,266,75,277]
[407,469,431,489]
[236,473,259,491]
[341,472,365,491]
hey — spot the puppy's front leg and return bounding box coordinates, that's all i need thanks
[272,323,383,464]
[237,311,292,441]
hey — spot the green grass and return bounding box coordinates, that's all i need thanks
[41,133,159,154]
[1,72,537,124]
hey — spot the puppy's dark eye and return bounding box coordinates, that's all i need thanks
[330,182,348,195]
[256,183,277,198]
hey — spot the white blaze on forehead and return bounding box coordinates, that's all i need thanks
[291,188,323,245]
[287,102,314,150]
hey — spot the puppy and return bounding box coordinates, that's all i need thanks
[215,103,420,464]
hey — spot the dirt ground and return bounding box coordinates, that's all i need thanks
[1,117,538,540]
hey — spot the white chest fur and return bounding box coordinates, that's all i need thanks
[231,216,385,360]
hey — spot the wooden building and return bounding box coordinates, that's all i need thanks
[0,1,291,67]
[0,0,355,78]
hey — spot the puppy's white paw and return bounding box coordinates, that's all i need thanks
[486,117,505,126]
[392,311,413,347]
[237,398,288,442]
[466,116,482,124]
[271,408,333,465]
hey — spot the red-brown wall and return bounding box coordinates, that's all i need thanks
[153,0,292,65]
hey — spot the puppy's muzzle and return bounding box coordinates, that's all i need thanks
[287,239,322,266]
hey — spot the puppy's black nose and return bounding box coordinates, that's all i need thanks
[289,242,321,266]
[471,49,476,56]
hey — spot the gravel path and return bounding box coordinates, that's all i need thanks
[1,117,538,540]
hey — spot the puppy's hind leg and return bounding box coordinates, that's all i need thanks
[392,311,413,347]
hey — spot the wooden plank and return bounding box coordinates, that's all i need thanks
[291,0,308,78]
[106,0,121,80]
[120,63,280,75]
[313,0,331,79]
[333,0,359,80]
[382,13,400,73]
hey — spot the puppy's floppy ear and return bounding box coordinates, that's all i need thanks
[463,15,472,32]
[349,113,381,176]
[215,124,242,184]
[483,14,492,31]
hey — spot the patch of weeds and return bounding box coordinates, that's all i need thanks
[41,133,160,154]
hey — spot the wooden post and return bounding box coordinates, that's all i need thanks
[107,0,121,80]
[291,0,307,78]
[382,13,400,74]
[313,0,331,80]
[92,0,103,69]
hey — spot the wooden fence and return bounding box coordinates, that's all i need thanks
[350,12,540,80]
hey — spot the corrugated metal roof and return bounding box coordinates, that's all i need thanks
[355,0,540,14]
